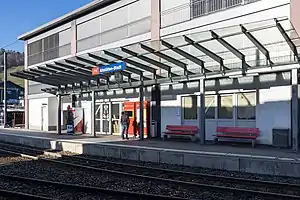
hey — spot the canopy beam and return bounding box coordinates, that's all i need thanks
[240,24,273,66]
[211,30,249,74]
[121,47,177,78]
[161,40,211,74]
[184,35,229,72]
[140,43,194,76]
[88,53,150,79]
[275,18,299,61]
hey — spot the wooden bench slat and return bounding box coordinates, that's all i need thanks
[216,134,257,139]
[163,125,199,142]
[215,126,259,147]
[165,131,197,135]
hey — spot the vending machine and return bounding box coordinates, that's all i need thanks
[123,101,150,138]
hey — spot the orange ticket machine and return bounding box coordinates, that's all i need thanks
[123,101,150,138]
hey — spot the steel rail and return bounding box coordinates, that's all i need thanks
[1,142,300,199]
[62,154,300,192]
[0,189,54,200]
[0,147,187,200]
[0,173,186,200]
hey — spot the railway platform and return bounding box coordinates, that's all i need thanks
[1,128,300,178]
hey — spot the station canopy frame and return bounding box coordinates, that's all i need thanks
[11,17,300,95]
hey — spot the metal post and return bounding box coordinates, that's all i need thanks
[151,84,161,137]
[199,79,206,144]
[291,68,299,151]
[139,86,144,140]
[57,94,62,135]
[91,91,96,137]
[3,52,7,127]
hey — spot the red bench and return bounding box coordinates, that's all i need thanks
[162,125,198,142]
[214,126,259,147]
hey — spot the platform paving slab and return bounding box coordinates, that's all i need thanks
[1,129,300,178]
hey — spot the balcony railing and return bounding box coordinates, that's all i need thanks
[161,0,261,28]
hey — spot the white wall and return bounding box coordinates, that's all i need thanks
[256,86,291,145]
[160,85,291,145]
[81,101,92,134]
[160,98,181,133]
[48,97,58,128]
[28,98,48,130]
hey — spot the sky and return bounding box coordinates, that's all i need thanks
[0,0,94,52]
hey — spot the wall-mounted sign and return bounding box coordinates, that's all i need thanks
[92,62,126,76]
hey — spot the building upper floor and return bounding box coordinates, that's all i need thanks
[20,0,299,68]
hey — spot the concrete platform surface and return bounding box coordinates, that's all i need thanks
[1,128,300,178]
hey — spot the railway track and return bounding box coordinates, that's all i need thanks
[1,141,300,199]
[0,143,187,200]
[0,189,53,200]
[0,173,184,200]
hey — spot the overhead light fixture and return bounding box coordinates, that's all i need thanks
[229,74,243,79]
[229,73,259,79]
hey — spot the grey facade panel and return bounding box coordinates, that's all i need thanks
[59,44,71,57]
[77,35,101,52]
[128,17,151,37]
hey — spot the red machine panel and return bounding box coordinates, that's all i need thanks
[123,101,150,138]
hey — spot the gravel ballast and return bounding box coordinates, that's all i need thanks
[0,175,131,200]
[58,156,300,196]
[78,154,300,185]
[0,159,265,200]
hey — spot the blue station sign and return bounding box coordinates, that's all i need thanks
[92,62,126,76]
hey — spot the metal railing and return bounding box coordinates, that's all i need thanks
[161,0,261,28]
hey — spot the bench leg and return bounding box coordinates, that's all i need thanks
[163,135,168,141]
[213,137,218,144]
[191,136,197,142]
[252,140,255,148]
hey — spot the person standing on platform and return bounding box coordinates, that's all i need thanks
[120,111,129,140]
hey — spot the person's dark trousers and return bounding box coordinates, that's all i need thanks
[121,124,129,139]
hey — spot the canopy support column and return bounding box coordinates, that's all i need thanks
[291,68,300,151]
[139,86,144,140]
[151,84,161,138]
[199,79,206,144]
[91,91,96,137]
[57,94,62,135]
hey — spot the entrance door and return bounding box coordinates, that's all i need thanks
[95,104,101,133]
[111,103,121,135]
[41,106,47,131]
[95,103,111,135]
[101,103,110,134]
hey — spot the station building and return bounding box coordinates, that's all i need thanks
[12,0,300,150]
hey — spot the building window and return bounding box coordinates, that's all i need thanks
[191,0,244,19]
[43,33,59,61]
[28,40,43,66]
[218,95,233,119]
[27,33,61,66]
[237,92,256,120]
[182,95,197,120]
[205,95,216,119]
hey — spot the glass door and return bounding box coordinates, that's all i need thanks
[111,103,121,135]
[95,104,101,133]
[101,103,110,134]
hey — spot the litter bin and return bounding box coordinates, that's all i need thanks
[150,121,157,138]
[272,128,290,148]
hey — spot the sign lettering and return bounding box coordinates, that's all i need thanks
[92,62,126,76]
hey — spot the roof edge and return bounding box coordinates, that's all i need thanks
[18,0,120,41]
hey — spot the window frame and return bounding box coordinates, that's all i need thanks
[181,95,198,120]
[236,92,256,120]
[218,94,234,119]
